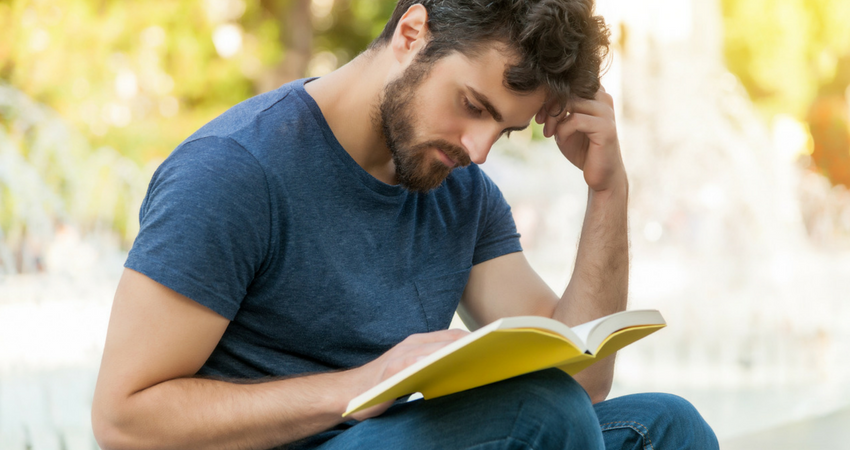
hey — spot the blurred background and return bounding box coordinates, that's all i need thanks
[1,0,849,448]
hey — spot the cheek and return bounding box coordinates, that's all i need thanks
[440,99,473,135]
[415,103,465,138]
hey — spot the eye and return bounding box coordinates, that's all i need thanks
[462,96,483,117]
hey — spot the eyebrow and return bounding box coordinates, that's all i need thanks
[467,86,504,122]
[467,86,530,133]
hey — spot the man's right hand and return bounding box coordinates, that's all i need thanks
[346,328,469,421]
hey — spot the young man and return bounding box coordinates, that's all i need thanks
[92,1,718,449]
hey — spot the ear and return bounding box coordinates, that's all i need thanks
[390,4,429,65]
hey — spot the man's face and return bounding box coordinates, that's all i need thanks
[377,46,547,192]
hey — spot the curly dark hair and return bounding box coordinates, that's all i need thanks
[369,0,611,113]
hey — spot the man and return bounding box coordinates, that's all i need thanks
[92,1,718,449]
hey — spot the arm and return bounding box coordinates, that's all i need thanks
[553,181,628,403]
[461,88,627,404]
[92,268,467,450]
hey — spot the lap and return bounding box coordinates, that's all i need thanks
[304,368,603,450]
[289,370,718,450]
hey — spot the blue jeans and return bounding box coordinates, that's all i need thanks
[291,369,718,449]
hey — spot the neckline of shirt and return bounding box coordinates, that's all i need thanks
[293,78,409,199]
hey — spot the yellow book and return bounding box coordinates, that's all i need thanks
[343,309,666,417]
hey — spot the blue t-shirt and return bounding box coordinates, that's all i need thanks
[126,78,522,379]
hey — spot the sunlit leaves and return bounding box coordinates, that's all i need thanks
[721,0,850,118]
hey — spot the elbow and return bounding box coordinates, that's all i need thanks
[576,373,613,405]
[575,355,616,404]
[587,383,612,405]
[91,406,126,450]
[91,397,144,450]
[589,372,614,405]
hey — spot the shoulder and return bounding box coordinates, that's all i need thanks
[151,80,314,190]
[143,136,270,224]
[174,80,324,172]
[185,82,300,142]
[152,136,265,189]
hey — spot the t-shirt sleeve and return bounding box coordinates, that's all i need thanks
[125,136,271,320]
[471,170,522,265]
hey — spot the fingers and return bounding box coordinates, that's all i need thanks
[553,113,614,147]
[348,328,471,421]
[535,86,612,114]
[381,329,469,380]
[536,88,614,137]
[383,341,456,375]
[572,93,614,117]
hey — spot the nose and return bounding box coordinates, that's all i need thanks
[460,128,500,165]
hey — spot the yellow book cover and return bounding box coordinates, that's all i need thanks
[343,309,665,417]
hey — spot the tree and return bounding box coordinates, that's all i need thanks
[721,0,850,186]
[0,0,397,271]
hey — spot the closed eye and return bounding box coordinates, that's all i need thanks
[462,93,528,138]
[501,125,528,138]
[462,96,483,117]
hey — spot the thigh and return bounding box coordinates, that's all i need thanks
[311,369,604,450]
[593,393,719,450]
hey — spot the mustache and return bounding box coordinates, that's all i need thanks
[413,139,472,167]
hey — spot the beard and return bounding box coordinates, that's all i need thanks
[376,60,472,192]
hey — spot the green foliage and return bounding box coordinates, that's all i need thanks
[721,0,850,118]
[0,0,397,269]
[317,0,397,57]
[0,0,398,167]
[0,83,149,272]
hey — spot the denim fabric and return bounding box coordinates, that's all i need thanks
[595,392,719,450]
[293,369,718,450]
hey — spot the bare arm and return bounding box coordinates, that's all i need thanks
[92,268,466,450]
[461,87,628,404]
[537,87,629,403]
[554,182,628,403]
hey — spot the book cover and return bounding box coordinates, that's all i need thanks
[343,309,666,417]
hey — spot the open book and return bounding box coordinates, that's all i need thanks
[343,309,665,417]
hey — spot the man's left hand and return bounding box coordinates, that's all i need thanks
[535,87,626,192]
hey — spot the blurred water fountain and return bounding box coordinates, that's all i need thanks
[0,82,154,275]
[0,83,137,448]
[484,0,850,441]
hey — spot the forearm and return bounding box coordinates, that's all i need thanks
[554,179,629,401]
[556,180,629,323]
[93,370,356,450]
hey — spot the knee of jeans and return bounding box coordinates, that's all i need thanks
[647,393,706,423]
[498,369,602,448]
[635,393,719,449]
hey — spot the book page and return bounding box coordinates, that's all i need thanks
[570,315,608,348]
[573,310,666,353]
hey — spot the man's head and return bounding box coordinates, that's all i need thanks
[370,0,611,191]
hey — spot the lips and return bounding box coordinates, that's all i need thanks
[435,148,458,168]
[411,139,471,169]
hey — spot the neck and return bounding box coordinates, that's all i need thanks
[304,49,397,184]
